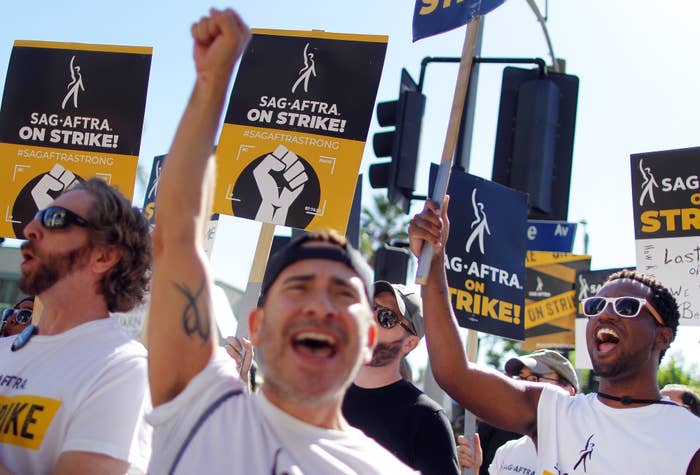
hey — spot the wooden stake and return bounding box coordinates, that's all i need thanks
[235,222,276,338]
[416,16,482,285]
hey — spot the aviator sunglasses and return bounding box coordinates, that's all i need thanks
[373,305,417,336]
[1,308,33,325]
[580,296,664,326]
[35,206,90,230]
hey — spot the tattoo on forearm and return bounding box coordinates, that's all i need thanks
[173,280,210,343]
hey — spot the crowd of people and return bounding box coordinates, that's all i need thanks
[0,7,698,475]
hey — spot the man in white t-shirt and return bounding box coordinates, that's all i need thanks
[457,350,579,475]
[409,198,700,475]
[0,171,152,471]
[145,9,414,474]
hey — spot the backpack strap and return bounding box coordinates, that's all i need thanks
[168,388,244,475]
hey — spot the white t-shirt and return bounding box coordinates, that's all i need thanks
[489,435,536,475]
[537,385,700,474]
[147,348,416,475]
[0,318,151,475]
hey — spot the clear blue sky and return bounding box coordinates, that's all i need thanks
[1,0,698,373]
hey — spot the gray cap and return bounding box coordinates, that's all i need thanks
[505,349,579,393]
[373,281,424,339]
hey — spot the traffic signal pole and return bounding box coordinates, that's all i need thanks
[453,24,482,173]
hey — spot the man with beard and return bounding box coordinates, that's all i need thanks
[342,281,459,475]
[145,9,413,474]
[408,197,700,475]
[0,177,152,475]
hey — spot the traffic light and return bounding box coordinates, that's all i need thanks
[492,67,579,220]
[369,69,426,213]
[373,244,411,285]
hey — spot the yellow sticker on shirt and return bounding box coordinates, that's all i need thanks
[0,395,61,450]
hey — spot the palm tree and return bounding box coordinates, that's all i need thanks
[360,193,411,265]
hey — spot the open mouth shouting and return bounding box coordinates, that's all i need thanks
[20,245,36,271]
[595,326,620,354]
[291,331,338,360]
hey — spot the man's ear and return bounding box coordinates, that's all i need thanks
[367,322,376,349]
[361,322,377,364]
[91,245,121,274]
[248,308,263,347]
[402,334,419,356]
[654,326,673,354]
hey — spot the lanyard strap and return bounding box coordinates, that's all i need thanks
[597,391,678,406]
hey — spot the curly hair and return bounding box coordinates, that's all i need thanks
[606,269,679,361]
[74,178,151,313]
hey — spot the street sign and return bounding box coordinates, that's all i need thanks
[526,220,577,252]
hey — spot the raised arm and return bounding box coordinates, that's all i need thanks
[148,8,250,406]
[408,197,541,436]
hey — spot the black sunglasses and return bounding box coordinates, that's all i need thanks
[373,305,416,336]
[35,206,90,230]
[1,308,33,325]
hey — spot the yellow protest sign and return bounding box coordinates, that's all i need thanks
[0,41,151,238]
[213,29,387,232]
[522,251,590,351]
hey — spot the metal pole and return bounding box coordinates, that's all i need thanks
[454,24,484,172]
[525,0,559,72]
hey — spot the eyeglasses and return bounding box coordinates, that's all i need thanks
[35,206,90,230]
[581,296,664,326]
[1,308,33,325]
[373,305,417,336]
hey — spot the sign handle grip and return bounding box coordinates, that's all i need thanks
[415,160,451,283]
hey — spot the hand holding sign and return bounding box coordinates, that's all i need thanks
[31,164,79,210]
[253,145,309,225]
[409,196,450,262]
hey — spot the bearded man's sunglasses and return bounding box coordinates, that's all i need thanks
[372,305,417,336]
[35,206,91,230]
[581,296,664,326]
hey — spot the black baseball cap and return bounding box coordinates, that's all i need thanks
[259,231,373,305]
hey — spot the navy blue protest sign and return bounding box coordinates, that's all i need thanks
[142,154,165,227]
[526,220,577,252]
[412,0,505,41]
[430,164,527,340]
